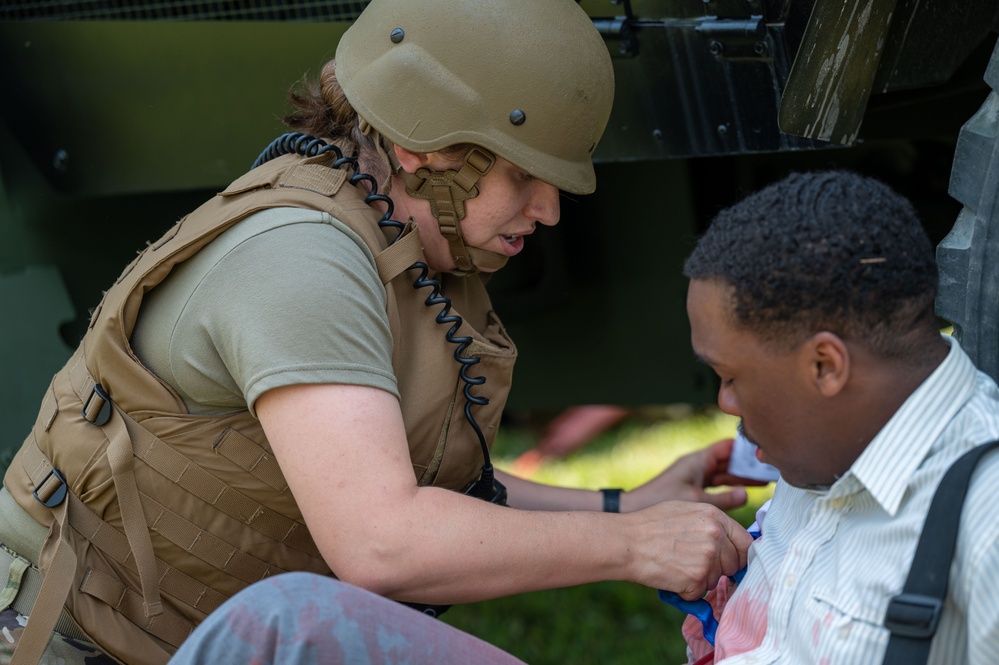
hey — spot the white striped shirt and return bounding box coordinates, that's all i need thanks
[714,336,999,665]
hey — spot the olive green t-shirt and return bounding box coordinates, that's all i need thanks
[130,207,398,417]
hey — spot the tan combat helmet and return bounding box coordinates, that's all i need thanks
[335,0,615,273]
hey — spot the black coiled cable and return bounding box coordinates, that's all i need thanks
[251,132,339,168]
[252,133,498,495]
[252,132,404,236]
[408,261,498,495]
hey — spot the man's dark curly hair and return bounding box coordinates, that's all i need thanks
[684,170,939,359]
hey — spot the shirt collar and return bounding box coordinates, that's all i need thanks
[846,336,979,515]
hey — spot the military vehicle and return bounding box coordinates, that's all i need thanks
[2,0,998,469]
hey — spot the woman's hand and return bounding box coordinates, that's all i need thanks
[624,500,754,599]
[623,438,769,512]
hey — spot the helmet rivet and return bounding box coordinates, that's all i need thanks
[390,28,405,44]
[509,109,526,126]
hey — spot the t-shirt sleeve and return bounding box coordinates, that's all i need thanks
[161,210,398,416]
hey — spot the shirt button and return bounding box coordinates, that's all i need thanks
[786,573,796,587]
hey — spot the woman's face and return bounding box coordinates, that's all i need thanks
[399,151,561,274]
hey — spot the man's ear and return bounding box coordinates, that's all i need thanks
[806,331,850,397]
[392,144,432,174]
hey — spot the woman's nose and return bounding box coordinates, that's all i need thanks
[528,181,561,227]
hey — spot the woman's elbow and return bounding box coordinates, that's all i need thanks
[325,539,415,598]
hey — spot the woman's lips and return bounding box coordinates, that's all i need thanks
[500,233,525,256]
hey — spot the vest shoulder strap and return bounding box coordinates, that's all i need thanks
[882,439,999,664]
[375,223,423,285]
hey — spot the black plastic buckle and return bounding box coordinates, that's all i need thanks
[82,383,112,426]
[463,475,508,506]
[32,467,68,508]
[884,593,943,639]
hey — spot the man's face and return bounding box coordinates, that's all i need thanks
[687,278,832,489]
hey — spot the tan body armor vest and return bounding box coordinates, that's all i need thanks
[4,153,517,665]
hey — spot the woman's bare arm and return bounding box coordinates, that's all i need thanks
[258,382,753,604]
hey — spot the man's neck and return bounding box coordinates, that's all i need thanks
[829,335,950,482]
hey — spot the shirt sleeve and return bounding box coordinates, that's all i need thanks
[159,208,398,416]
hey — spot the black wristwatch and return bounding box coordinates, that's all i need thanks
[601,488,622,513]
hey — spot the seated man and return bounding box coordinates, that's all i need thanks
[681,170,999,664]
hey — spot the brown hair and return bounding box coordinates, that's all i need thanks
[283,60,388,178]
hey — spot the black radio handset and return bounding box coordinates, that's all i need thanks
[463,464,507,505]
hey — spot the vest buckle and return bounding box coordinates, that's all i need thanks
[32,468,68,508]
[82,383,112,426]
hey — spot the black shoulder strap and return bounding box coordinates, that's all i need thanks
[882,439,999,664]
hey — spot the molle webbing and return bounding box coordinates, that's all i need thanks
[12,349,327,664]
[19,461,203,650]
[65,352,320,561]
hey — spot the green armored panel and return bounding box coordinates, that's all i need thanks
[0,269,74,468]
[937,41,999,383]
[1,0,998,466]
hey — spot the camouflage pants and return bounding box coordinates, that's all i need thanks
[0,609,114,665]
[0,541,113,665]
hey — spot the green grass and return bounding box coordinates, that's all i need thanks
[441,406,774,665]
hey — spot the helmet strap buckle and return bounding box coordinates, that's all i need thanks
[401,147,500,274]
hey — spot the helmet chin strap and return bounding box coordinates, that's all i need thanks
[394,146,510,276]
[358,121,508,275]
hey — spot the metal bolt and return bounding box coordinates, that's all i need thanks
[390,28,405,43]
[652,129,664,141]
[754,41,768,56]
[717,124,728,137]
[709,40,724,56]
[52,149,69,172]
[509,109,526,126]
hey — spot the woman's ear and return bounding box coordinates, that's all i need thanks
[392,144,432,174]
[806,331,850,397]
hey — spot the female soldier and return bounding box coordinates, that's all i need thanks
[1,1,753,663]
